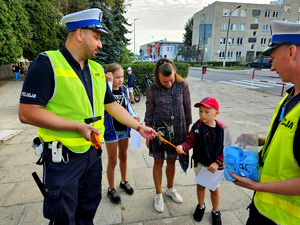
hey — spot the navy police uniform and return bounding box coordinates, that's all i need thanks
[20,9,114,225]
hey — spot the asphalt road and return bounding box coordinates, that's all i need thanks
[188,68,293,96]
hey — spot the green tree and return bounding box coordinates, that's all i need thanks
[53,0,89,22]
[178,45,197,61]
[23,0,60,60]
[0,0,31,65]
[183,16,193,46]
[88,0,131,64]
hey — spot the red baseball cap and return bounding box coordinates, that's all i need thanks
[194,97,219,110]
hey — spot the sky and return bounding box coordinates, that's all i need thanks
[124,0,272,55]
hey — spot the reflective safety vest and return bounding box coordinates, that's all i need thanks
[37,50,106,153]
[254,93,300,225]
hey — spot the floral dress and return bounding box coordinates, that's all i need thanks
[144,81,192,160]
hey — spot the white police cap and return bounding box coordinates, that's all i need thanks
[61,8,108,34]
[262,20,300,56]
[127,67,132,71]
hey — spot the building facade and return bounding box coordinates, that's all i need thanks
[139,39,183,61]
[192,0,300,63]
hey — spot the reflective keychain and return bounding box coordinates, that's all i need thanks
[279,107,285,122]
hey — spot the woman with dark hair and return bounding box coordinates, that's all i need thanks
[144,58,192,212]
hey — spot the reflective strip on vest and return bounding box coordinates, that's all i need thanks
[37,50,106,153]
[254,94,300,225]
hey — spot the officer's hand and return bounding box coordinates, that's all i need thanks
[235,133,258,149]
[229,172,258,190]
[139,126,157,140]
[77,123,100,142]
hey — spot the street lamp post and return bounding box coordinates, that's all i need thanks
[134,18,139,57]
[223,5,241,68]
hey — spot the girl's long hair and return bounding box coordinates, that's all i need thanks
[153,58,184,90]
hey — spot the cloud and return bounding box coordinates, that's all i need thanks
[125,0,271,53]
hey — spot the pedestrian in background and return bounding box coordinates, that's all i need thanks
[144,58,192,213]
[126,67,135,104]
[11,63,20,81]
[177,97,231,225]
[19,8,156,225]
[104,63,139,204]
[232,20,300,225]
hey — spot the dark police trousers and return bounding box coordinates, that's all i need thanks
[43,146,102,225]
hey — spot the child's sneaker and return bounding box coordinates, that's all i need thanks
[211,210,222,225]
[193,203,205,222]
[119,181,134,195]
[107,188,121,204]
[154,193,164,213]
[165,187,182,203]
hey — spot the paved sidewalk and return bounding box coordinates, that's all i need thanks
[0,74,283,225]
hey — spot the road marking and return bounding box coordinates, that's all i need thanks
[219,79,293,89]
[219,81,259,88]
[232,80,272,87]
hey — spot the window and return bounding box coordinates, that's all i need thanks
[232,9,239,17]
[263,24,269,31]
[236,51,242,59]
[220,38,226,44]
[201,14,205,22]
[223,8,230,16]
[237,38,243,44]
[229,38,235,45]
[252,10,261,17]
[265,10,271,18]
[241,9,247,17]
[285,5,290,12]
[255,17,259,23]
[251,44,255,49]
[222,23,228,31]
[230,24,237,31]
[283,18,288,22]
[228,51,234,58]
[261,38,267,45]
[167,47,172,51]
[297,19,300,23]
[239,24,245,31]
[253,31,257,36]
[219,51,225,58]
[167,47,169,51]
[273,11,279,18]
[269,38,272,44]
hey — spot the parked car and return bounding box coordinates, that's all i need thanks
[247,58,273,69]
[142,56,152,62]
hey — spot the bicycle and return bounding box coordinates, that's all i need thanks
[137,74,153,96]
[133,85,140,103]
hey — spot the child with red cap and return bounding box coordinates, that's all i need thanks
[176,97,231,225]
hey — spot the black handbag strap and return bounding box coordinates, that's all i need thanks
[171,82,176,125]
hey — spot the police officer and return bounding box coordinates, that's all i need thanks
[231,20,300,225]
[19,8,156,225]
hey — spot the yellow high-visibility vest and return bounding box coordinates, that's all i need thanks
[38,50,106,153]
[254,93,300,225]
